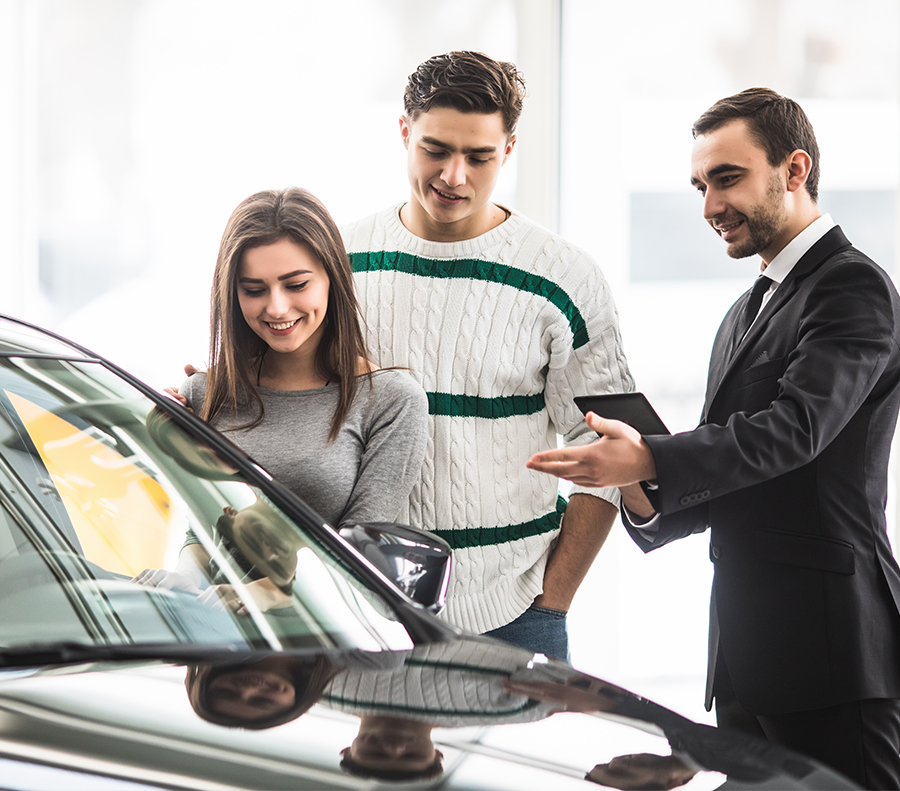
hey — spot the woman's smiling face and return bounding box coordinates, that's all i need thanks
[237,238,330,361]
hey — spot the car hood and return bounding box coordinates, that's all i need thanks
[0,636,858,790]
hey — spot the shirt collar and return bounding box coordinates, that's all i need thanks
[761,214,834,285]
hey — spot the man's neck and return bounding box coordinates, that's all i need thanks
[760,204,822,267]
[399,201,509,243]
[760,211,831,276]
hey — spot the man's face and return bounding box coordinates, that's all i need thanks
[346,715,439,774]
[400,106,515,242]
[690,119,792,264]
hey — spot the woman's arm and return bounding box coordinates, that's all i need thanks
[338,372,428,527]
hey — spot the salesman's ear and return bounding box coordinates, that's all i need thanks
[785,149,813,194]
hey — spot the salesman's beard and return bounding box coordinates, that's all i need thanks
[721,175,789,260]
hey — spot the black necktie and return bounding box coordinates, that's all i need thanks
[735,275,773,341]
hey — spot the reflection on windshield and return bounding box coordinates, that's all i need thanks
[0,356,413,655]
[324,639,554,783]
[186,654,342,730]
[180,638,826,789]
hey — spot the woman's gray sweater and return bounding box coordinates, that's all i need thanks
[180,369,428,527]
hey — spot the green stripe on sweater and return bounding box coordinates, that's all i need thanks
[427,391,544,419]
[350,250,589,349]
[431,497,566,550]
[322,694,541,718]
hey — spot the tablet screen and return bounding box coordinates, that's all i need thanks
[574,393,670,436]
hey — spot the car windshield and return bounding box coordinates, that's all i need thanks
[0,355,415,658]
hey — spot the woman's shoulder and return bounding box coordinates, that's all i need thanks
[179,370,209,405]
[367,368,427,401]
[356,370,428,424]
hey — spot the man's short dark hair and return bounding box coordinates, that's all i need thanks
[692,87,820,202]
[403,51,526,136]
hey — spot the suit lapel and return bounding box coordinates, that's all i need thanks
[702,226,853,421]
[705,302,742,409]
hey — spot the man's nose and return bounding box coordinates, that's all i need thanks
[441,156,466,188]
[383,742,408,758]
[703,189,725,221]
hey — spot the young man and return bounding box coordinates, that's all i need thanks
[528,88,900,786]
[343,51,633,661]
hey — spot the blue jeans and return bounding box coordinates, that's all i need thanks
[483,605,570,663]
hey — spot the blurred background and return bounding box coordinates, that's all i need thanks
[1,0,897,724]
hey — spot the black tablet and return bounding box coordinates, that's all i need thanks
[574,393,670,436]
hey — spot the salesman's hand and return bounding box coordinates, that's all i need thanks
[526,412,657,488]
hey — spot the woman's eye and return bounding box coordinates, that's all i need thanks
[242,289,265,297]
[287,281,308,292]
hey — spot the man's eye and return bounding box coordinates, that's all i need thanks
[470,157,489,165]
[423,148,444,159]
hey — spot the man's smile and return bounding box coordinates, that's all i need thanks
[431,185,465,203]
[714,218,744,240]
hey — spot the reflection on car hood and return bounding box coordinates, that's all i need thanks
[0,635,858,790]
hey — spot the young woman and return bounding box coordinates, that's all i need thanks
[136,187,427,611]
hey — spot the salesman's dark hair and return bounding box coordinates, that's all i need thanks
[692,87,820,202]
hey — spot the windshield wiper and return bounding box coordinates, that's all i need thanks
[0,641,256,669]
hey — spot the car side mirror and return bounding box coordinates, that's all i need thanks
[338,523,451,615]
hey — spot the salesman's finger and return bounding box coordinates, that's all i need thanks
[585,412,637,439]
[526,460,597,485]
[585,411,605,433]
[528,442,596,464]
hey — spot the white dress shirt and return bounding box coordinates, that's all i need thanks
[748,213,835,329]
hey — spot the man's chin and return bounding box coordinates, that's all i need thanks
[724,241,760,260]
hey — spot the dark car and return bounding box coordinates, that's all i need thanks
[0,314,858,790]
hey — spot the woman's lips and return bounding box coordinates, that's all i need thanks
[265,318,300,333]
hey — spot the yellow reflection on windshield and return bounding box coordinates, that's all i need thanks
[7,391,171,575]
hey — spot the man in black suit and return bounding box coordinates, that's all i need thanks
[527,88,900,788]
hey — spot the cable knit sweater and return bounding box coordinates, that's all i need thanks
[343,205,634,634]
[322,639,557,727]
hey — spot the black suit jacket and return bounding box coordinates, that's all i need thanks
[628,226,900,715]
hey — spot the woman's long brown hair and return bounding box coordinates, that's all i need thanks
[202,187,369,441]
